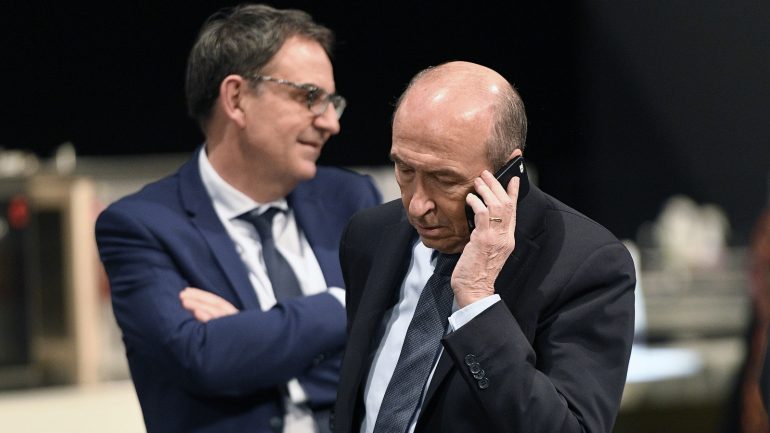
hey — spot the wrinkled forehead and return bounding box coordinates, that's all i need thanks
[391,105,493,171]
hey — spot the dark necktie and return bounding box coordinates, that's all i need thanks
[239,207,303,302]
[373,252,460,433]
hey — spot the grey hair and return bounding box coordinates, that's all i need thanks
[486,83,527,171]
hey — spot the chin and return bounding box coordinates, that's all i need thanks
[420,237,465,254]
[295,162,318,181]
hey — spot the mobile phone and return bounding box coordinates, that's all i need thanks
[465,156,528,231]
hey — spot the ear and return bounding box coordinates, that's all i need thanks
[219,75,249,128]
[507,148,523,161]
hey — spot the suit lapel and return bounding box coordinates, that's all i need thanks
[342,216,416,427]
[422,348,454,406]
[178,149,260,310]
[497,182,547,294]
[288,185,344,288]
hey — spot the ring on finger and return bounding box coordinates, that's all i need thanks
[489,217,503,223]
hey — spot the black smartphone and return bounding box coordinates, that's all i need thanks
[465,156,529,231]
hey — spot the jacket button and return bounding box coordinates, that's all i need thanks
[478,377,490,389]
[464,354,477,366]
[469,362,481,374]
[473,369,485,380]
[269,416,283,431]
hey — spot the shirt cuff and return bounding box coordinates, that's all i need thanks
[328,287,346,308]
[286,378,308,403]
[448,295,501,331]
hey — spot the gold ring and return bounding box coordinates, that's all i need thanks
[489,217,503,223]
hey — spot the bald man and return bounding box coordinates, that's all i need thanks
[333,62,636,433]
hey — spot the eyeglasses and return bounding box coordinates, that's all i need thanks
[248,75,347,119]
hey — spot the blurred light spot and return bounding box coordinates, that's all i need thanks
[8,195,29,230]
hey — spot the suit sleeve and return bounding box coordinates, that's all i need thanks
[96,205,347,398]
[294,173,382,405]
[442,242,636,433]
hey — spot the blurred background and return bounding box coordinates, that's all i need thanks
[0,1,767,431]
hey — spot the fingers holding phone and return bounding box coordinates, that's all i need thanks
[452,165,522,308]
[467,171,519,234]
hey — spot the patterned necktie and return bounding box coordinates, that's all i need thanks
[373,252,460,433]
[239,207,303,302]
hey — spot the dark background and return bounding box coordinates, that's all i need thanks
[4,1,769,243]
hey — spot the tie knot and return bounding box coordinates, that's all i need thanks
[239,207,283,240]
[433,253,460,277]
[259,207,281,222]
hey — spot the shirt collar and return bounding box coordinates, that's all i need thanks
[198,146,288,220]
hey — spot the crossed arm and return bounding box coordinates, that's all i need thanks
[96,205,347,398]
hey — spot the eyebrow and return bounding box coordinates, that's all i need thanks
[390,154,463,179]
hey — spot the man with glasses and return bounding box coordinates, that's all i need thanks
[95,4,380,433]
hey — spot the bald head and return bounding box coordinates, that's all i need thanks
[394,61,527,170]
[397,61,509,107]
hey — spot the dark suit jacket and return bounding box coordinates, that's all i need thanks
[334,182,635,433]
[96,150,381,433]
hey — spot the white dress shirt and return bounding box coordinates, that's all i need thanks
[361,240,500,433]
[199,149,343,433]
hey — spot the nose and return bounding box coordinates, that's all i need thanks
[313,103,341,136]
[407,178,435,218]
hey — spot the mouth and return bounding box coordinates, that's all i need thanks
[298,138,324,149]
[415,224,442,238]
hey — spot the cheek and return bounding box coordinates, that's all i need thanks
[271,114,304,138]
[447,201,469,231]
[435,195,465,223]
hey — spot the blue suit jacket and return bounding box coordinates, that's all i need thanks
[96,151,381,432]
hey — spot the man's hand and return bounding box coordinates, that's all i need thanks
[180,287,239,322]
[452,171,520,308]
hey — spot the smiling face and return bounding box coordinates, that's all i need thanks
[391,66,499,253]
[238,35,341,185]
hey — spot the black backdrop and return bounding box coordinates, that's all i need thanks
[4,1,769,243]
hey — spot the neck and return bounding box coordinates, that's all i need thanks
[205,139,297,204]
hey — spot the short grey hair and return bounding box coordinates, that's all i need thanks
[486,83,527,171]
[185,4,334,130]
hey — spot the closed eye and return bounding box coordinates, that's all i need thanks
[397,164,414,173]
